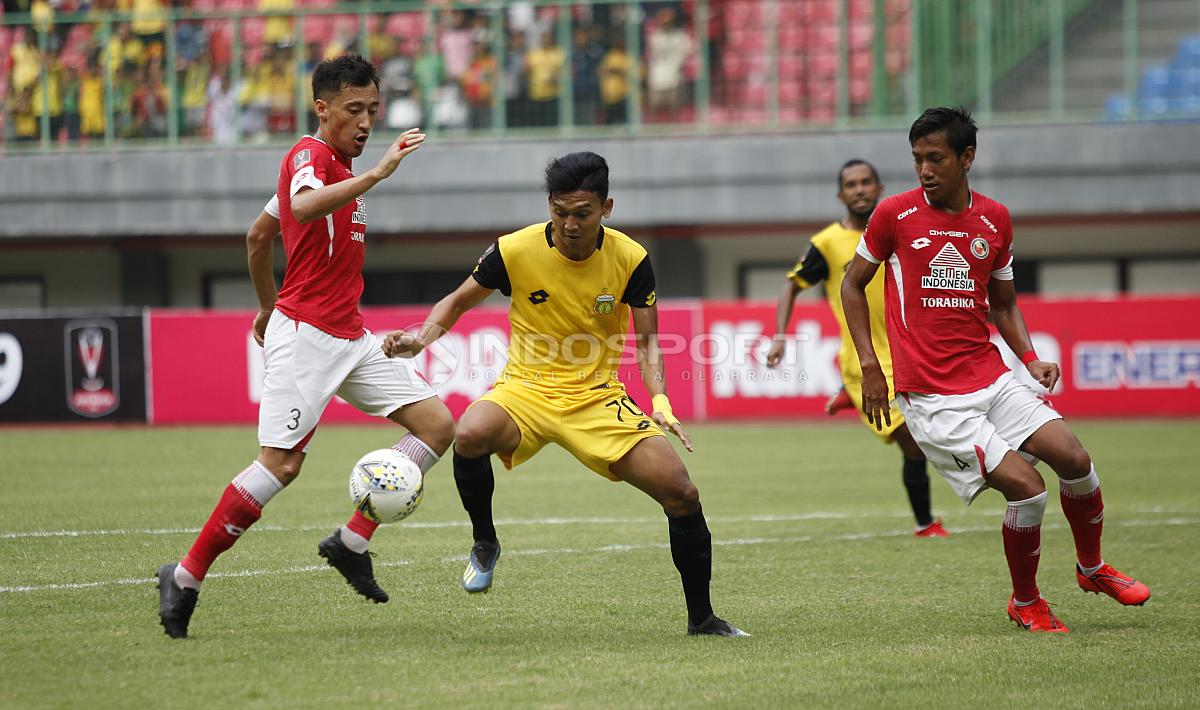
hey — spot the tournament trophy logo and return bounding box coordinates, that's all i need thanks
[65,319,120,417]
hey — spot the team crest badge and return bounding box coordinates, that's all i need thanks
[970,237,990,259]
[593,289,616,315]
[294,149,311,170]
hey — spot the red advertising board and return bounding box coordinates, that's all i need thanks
[148,297,1200,424]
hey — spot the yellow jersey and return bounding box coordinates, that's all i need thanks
[472,223,656,394]
[787,221,892,384]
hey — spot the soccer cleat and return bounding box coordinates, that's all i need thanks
[824,387,854,416]
[1076,563,1151,606]
[461,540,501,594]
[914,518,950,538]
[1007,596,1069,633]
[157,562,199,639]
[317,529,389,603]
[687,614,750,637]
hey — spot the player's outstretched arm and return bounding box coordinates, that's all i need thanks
[841,255,890,430]
[988,277,1060,391]
[632,305,693,452]
[766,278,803,368]
[291,129,425,224]
[382,275,493,358]
[246,210,282,346]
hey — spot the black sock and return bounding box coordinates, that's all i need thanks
[667,506,714,626]
[453,451,497,543]
[903,457,934,526]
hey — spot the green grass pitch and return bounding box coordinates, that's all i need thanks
[2,421,1198,708]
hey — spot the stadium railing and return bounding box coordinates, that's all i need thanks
[0,0,1194,151]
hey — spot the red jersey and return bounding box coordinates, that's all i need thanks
[856,187,1015,395]
[274,136,367,339]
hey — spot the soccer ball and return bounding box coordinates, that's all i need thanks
[348,448,424,524]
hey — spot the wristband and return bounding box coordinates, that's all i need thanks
[652,394,678,425]
[1019,350,1038,365]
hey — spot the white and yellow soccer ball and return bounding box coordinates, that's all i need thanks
[348,448,424,524]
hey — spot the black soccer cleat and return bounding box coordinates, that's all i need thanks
[317,529,389,603]
[157,562,199,639]
[687,614,750,638]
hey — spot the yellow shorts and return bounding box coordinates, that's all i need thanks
[471,380,665,480]
[844,379,905,443]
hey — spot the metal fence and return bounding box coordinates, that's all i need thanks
[0,0,1196,150]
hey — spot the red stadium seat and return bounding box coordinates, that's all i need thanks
[778,1,805,26]
[808,51,837,80]
[807,25,839,52]
[779,79,803,106]
[778,24,805,51]
[384,12,426,40]
[303,17,335,45]
[724,0,763,26]
[241,17,267,47]
[779,54,804,80]
[727,28,765,51]
[849,21,873,50]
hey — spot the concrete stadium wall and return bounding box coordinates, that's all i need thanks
[2,122,1198,238]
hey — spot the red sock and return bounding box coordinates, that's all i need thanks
[1002,524,1042,602]
[180,484,263,580]
[1060,477,1104,569]
[346,509,380,541]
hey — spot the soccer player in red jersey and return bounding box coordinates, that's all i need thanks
[157,55,454,639]
[842,106,1150,633]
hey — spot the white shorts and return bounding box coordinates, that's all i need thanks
[258,310,436,451]
[897,372,1062,504]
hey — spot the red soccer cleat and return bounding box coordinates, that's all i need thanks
[1076,563,1151,606]
[914,518,950,538]
[1007,597,1070,633]
[824,387,854,416]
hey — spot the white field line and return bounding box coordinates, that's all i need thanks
[2,506,1196,540]
[1,517,1196,595]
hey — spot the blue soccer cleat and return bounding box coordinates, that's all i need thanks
[461,540,501,594]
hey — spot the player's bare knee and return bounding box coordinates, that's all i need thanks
[453,424,490,460]
[414,407,455,456]
[663,477,700,517]
[261,458,301,486]
[1060,447,1092,479]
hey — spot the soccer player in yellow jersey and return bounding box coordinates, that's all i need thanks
[766,159,948,537]
[383,152,746,637]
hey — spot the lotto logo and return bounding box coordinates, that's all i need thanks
[910,237,932,250]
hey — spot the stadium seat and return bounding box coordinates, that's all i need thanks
[778,24,805,51]
[808,51,838,80]
[779,54,804,80]
[1176,34,1200,71]
[778,1,805,26]
[724,0,762,26]
[1139,65,1170,101]
[1167,68,1200,101]
[241,17,268,47]
[384,12,426,42]
[1104,93,1131,120]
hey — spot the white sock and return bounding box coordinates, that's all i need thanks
[339,527,370,554]
[233,461,284,507]
[174,563,201,591]
[1013,597,1038,607]
[1079,560,1105,576]
[393,434,440,475]
[1059,466,1101,498]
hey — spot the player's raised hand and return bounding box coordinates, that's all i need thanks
[372,128,426,181]
[1026,359,1060,392]
[382,329,424,358]
[765,337,787,368]
[860,365,892,431]
[654,411,694,453]
[252,309,271,346]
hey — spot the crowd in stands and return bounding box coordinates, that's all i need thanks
[0,0,908,145]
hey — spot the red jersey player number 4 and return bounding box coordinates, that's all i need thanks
[841,106,1149,635]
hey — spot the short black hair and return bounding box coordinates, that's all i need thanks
[837,159,880,189]
[312,54,379,102]
[908,106,977,156]
[544,152,609,202]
